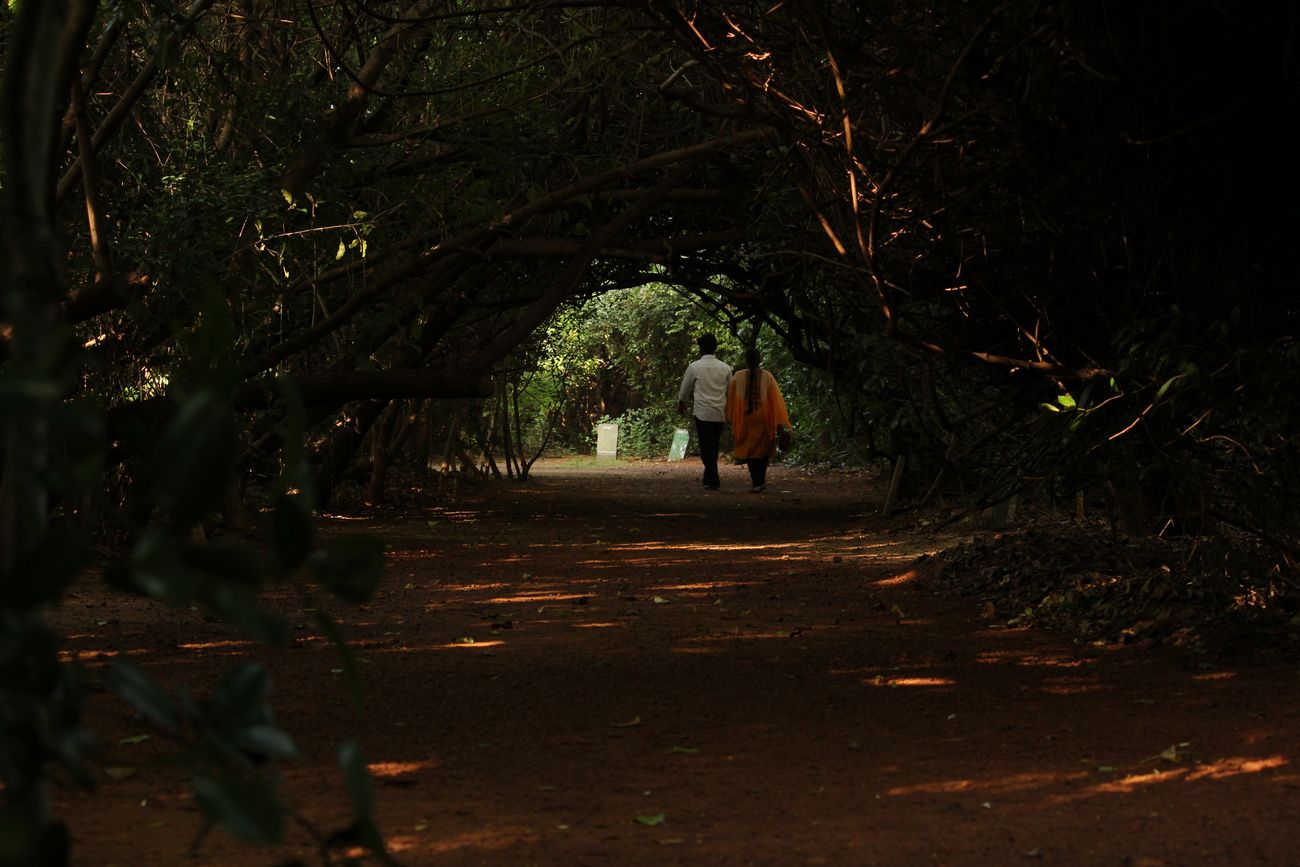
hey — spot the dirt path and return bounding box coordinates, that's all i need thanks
[56,459,1300,865]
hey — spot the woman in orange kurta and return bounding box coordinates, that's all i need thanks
[726,348,792,492]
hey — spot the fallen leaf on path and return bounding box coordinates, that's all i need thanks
[634,813,666,826]
[652,596,670,604]
[104,767,137,780]
[1159,745,1180,762]
[667,745,698,754]
[119,735,150,745]
[610,716,642,727]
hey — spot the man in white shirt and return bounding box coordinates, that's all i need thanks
[677,334,733,489]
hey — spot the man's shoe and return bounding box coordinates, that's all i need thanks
[749,484,766,493]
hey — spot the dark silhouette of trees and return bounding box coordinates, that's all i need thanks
[2,1,1297,862]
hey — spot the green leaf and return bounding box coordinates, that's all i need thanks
[634,813,666,826]
[236,723,298,761]
[192,774,283,843]
[0,521,87,609]
[212,662,272,720]
[105,661,178,732]
[272,495,314,576]
[119,735,151,745]
[338,740,375,820]
[1056,393,1076,409]
[1155,375,1181,400]
[335,239,346,260]
[146,392,238,529]
[667,745,698,755]
[281,189,294,206]
[310,536,385,604]
[315,611,364,711]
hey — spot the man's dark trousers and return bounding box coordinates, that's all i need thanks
[695,417,724,488]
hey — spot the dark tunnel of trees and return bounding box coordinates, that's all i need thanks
[1,1,1296,861]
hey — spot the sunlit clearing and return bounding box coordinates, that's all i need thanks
[875,570,918,586]
[368,760,436,778]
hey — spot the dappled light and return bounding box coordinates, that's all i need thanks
[386,826,536,856]
[42,461,1300,865]
[6,0,1297,860]
[868,677,957,688]
[368,760,438,778]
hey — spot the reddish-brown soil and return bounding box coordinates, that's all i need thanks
[52,459,1300,866]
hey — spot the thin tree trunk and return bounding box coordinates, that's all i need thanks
[366,400,402,504]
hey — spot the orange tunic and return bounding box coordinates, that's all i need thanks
[726,369,791,460]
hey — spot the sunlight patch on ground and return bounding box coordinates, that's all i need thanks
[434,639,505,650]
[888,771,1078,797]
[573,621,622,629]
[972,650,1093,668]
[484,591,590,604]
[385,825,536,856]
[368,759,437,777]
[317,514,373,521]
[866,676,956,688]
[59,648,121,662]
[874,570,918,586]
[177,639,255,652]
[1090,767,1188,791]
[441,582,510,593]
[612,540,807,553]
[577,556,697,568]
[1185,755,1288,780]
[652,580,756,592]
[1191,671,1237,681]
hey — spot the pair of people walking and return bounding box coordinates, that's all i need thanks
[677,334,791,492]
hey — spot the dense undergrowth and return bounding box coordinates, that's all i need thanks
[924,520,1300,662]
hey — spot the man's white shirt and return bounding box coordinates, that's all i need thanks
[678,354,733,422]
